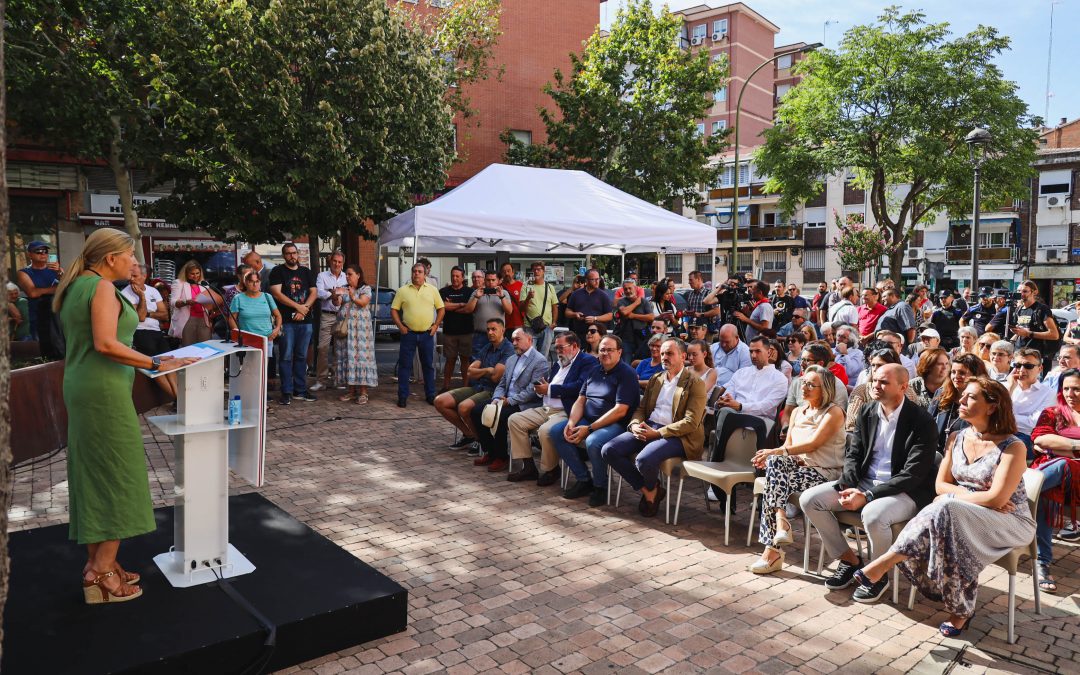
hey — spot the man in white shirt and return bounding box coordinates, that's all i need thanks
[800,364,937,602]
[711,324,751,387]
[506,333,599,484]
[1043,344,1080,392]
[312,250,348,391]
[828,286,860,328]
[122,264,170,356]
[1008,347,1057,456]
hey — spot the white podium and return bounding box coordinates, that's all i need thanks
[142,334,269,588]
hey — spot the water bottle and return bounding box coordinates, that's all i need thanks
[229,395,242,426]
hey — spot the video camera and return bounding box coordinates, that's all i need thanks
[715,278,753,327]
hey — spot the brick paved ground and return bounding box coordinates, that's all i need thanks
[11,383,1080,674]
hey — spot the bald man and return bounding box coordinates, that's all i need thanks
[800,363,938,602]
[710,324,751,388]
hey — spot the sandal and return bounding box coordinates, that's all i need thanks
[83,569,143,604]
[83,562,140,586]
[338,393,355,402]
[939,612,974,637]
[356,394,369,405]
[1038,564,1057,593]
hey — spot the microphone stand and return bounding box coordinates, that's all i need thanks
[200,280,241,347]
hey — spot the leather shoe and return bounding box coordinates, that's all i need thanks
[473,454,494,466]
[397,397,407,408]
[563,479,594,499]
[588,488,607,508]
[487,458,507,472]
[508,462,539,482]
[536,467,561,487]
[425,395,435,405]
[642,486,666,518]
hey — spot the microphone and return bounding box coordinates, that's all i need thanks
[199,280,240,347]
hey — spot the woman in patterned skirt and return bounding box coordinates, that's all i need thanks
[335,264,378,403]
[853,377,1034,637]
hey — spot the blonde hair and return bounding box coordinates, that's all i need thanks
[178,259,204,285]
[53,229,135,312]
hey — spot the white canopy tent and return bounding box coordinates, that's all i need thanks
[380,163,717,260]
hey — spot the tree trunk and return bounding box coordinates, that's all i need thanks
[888,234,905,282]
[108,115,144,264]
[0,0,15,656]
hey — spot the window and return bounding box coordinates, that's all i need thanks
[692,24,707,42]
[804,220,826,229]
[736,252,753,273]
[803,249,825,271]
[777,54,792,70]
[762,251,786,272]
[509,129,532,146]
[696,253,712,272]
[712,120,727,134]
[979,232,1010,248]
[712,19,728,37]
[695,123,705,137]
[678,26,688,47]
[775,83,791,100]
[738,163,749,185]
[714,87,727,102]
[430,0,452,6]
[804,207,826,228]
[718,165,734,187]
[665,254,683,275]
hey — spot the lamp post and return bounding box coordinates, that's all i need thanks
[965,127,992,293]
[729,42,822,278]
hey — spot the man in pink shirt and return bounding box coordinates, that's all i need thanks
[857,287,886,345]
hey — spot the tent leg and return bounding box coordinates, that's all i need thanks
[620,253,625,282]
[412,238,418,267]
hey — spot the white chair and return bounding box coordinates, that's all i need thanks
[815,510,907,604]
[675,428,758,545]
[608,457,685,524]
[906,468,1045,644]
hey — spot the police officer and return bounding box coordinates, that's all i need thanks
[930,289,964,350]
[962,286,998,335]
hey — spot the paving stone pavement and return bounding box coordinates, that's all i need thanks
[10,383,1080,674]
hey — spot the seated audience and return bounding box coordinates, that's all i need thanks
[782,343,849,434]
[777,308,816,341]
[633,319,669,363]
[986,340,1014,382]
[768,338,793,383]
[908,348,949,409]
[433,318,513,451]
[911,327,941,359]
[973,332,999,364]
[507,333,598,484]
[1043,344,1080,391]
[860,330,915,381]
[950,326,979,359]
[548,335,640,507]
[7,283,30,341]
[750,365,847,574]
[800,364,938,600]
[786,333,808,376]
[711,324,751,387]
[686,339,717,392]
[845,349,916,432]
[1030,368,1080,592]
[928,353,988,453]
[584,322,606,356]
[854,378,1032,635]
[1006,347,1056,454]
[635,334,665,387]
[602,338,707,517]
[710,337,790,459]
[833,325,865,386]
[819,322,837,348]
[470,329,549,472]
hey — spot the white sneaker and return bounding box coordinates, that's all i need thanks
[309,382,325,392]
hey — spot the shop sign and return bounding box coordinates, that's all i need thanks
[153,239,235,253]
[78,214,179,230]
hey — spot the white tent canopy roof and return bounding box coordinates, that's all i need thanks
[381,164,715,255]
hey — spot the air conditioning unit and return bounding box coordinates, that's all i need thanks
[907,247,924,261]
[1042,195,1067,209]
[1047,249,1059,261]
[691,36,704,46]
[712,32,727,41]
[715,254,728,267]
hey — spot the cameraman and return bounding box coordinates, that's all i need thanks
[732,280,774,341]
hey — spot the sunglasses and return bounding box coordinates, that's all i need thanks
[586,329,600,334]
[30,248,48,254]
[1010,362,1038,370]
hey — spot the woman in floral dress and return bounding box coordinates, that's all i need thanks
[853,377,1034,637]
[334,265,378,403]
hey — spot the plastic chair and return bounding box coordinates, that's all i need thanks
[676,428,758,545]
[609,457,685,523]
[906,468,1045,644]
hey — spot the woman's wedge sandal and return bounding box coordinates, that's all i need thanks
[83,570,143,605]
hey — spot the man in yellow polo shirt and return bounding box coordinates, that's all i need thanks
[391,263,445,407]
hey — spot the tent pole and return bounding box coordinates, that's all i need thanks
[412,237,418,267]
[373,233,382,319]
[620,252,625,282]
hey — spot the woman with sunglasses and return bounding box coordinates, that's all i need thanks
[928,354,989,453]
[1030,368,1080,593]
[909,348,949,409]
[973,331,999,364]
[584,322,605,356]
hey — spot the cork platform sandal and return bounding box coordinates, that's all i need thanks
[83,570,143,604]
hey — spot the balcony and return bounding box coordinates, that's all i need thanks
[714,224,803,243]
[945,246,1018,264]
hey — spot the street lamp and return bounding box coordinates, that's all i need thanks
[965,127,992,293]
[728,42,822,279]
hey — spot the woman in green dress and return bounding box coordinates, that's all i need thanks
[54,229,198,604]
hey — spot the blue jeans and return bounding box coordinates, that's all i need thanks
[549,420,622,488]
[528,326,554,360]
[602,424,686,491]
[471,331,488,360]
[1015,432,1034,461]
[1036,457,1068,566]
[279,322,313,395]
[398,330,436,400]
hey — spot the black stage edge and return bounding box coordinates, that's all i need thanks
[4,493,408,674]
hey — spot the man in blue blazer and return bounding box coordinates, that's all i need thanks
[507,332,599,484]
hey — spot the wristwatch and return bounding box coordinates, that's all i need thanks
[585,425,593,433]
[864,490,875,503]
[150,356,162,372]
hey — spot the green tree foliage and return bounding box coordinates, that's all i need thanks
[501,0,727,208]
[8,0,163,260]
[755,7,1039,279]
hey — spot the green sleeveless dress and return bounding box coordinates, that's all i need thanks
[61,274,156,544]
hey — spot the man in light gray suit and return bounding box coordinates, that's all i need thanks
[470,329,551,472]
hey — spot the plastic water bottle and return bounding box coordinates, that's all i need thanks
[229,395,242,426]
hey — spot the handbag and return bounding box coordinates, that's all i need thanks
[528,284,549,334]
[333,305,349,339]
[480,399,504,430]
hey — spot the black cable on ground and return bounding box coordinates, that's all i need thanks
[212,566,277,675]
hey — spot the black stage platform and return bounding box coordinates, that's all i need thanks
[4,493,408,674]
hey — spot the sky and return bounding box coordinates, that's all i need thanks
[600,0,1079,127]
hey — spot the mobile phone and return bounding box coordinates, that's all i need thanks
[483,287,497,295]
[48,254,58,264]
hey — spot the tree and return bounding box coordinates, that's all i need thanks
[8,0,164,262]
[754,7,1039,280]
[831,210,899,279]
[501,0,727,209]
